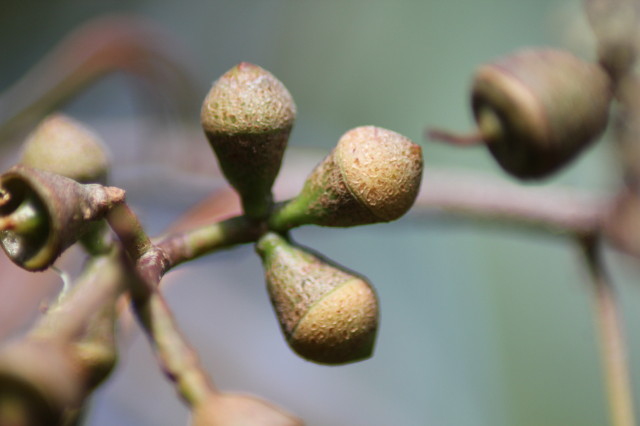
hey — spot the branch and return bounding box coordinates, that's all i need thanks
[410,169,610,237]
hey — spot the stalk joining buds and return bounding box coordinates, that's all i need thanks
[269,126,423,230]
[201,62,296,219]
[0,165,125,271]
[256,232,378,365]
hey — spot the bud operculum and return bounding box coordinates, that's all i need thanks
[0,165,125,271]
[201,63,296,219]
[270,126,423,230]
[256,232,378,365]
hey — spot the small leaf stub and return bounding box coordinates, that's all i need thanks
[0,165,125,271]
[256,232,379,365]
[20,114,111,184]
[269,126,423,230]
[471,48,612,179]
[201,62,296,219]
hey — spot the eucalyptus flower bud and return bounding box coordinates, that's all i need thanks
[429,48,612,179]
[0,338,88,425]
[269,126,423,231]
[0,165,125,271]
[191,393,303,426]
[201,62,296,219]
[19,114,111,184]
[256,232,378,365]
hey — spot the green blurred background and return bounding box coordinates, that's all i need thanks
[2,0,640,425]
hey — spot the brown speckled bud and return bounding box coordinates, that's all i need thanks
[472,48,612,179]
[20,114,111,184]
[201,63,296,219]
[191,393,303,426]
[256,232,378,365]
[0,165,125,271]
[269,126,423,230]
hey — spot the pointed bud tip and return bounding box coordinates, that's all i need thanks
[201,62,296,136]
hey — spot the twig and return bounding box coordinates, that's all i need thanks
[410,169,610,237]
[0,15,198,142]
[581,237,636,426]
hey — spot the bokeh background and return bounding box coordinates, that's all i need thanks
[2,0,640,425]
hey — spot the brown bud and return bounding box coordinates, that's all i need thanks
[474,48,612,178]
[19,114,111,184]
[0,338,88,425]
[429,48,612,179]
[256,232,378,365]
[201,63,296,219]
[191,393,303,426]
[0,165,125,271]
[269,126,423,230]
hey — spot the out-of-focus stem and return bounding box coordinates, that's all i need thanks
[581,237,636,426]
[0,15,198,142]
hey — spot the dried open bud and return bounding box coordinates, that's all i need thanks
[191,393,303,426]
[201,62,296,219]
[0,165,125,271]
[19,114,111,184]
[256,232,378,365]
[429,48,612,179]
[269,126,423,231]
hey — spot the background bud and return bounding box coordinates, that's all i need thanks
[270,126,423,230]
[19,114,111,184]
[256,232,378,365]
[473,48,612,178]
[190,393,302,426]
[201,62,296,219]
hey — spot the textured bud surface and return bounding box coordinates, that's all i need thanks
[269,126,423,229]
[20,114,111,184]
[472,48,612,179]
[256,232,378,364]
[201,63,296,218]
[335,126,423,221]
[201,62,296,135]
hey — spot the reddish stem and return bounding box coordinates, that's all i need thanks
[425,128,485,147]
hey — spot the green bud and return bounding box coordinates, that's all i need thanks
[0,165,125,271]
[270,126,423,230]
[19,114,111,184]
[256,232,378,365]
[201,62,296,219]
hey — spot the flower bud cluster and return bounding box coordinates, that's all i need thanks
[201,63,424,364]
